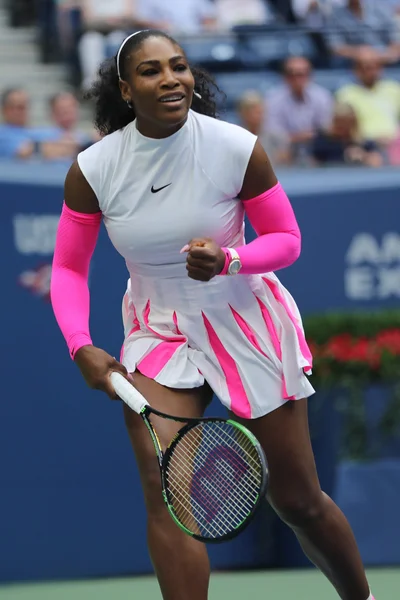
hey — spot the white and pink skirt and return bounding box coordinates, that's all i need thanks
[120,271,314,419]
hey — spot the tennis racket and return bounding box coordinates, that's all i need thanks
[110,372,268,544]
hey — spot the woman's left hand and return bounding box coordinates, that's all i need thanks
[181,238,226,282]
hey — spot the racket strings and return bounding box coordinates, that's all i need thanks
[167,440,254,534]
[165,422,264,539]
[175,434,259,512]
[167,455,247,537]
[175,425,262,496]
[167,428,261,534]
[177,440,259,526]
[175,424,261,489]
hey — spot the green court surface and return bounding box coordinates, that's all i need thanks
[1,568,398,599]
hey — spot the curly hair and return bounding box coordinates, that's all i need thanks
[86,30,224,137]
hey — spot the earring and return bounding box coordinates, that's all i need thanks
[193,91,202,100]
[126,100,133,109]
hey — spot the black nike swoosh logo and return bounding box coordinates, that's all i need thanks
[151,183,172,193]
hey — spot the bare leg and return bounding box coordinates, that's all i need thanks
[123,372,212,600]
[243,399,371,600]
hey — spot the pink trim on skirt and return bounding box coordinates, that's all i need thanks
[263,277,312,372]
[202,311,252,419]
[137,340,185,379]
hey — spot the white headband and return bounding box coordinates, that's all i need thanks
[116,31,147,80]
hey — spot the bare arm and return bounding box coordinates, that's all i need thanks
[64,159,100,213]
[41,139,80,161]
[239,140,278,200]
[15,140,35,159]
[380,43,400,64]
[331,44,365,60]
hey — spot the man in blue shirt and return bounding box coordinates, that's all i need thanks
[34,92,96,161]
[0,88,35,159]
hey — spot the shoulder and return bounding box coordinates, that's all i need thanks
[308,82,332,100]
[78,127,125,163]
[31,126,59,142]
[379,80,400,93]
[190,110,256,148]
[266,86,288,104]
[77,126,127,199]
[189,111,257,198]
[0,124,29,138]
[336,84,359,98]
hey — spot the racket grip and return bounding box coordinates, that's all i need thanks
[110,372,149,414]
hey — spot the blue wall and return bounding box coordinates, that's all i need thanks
[1,163,400,582]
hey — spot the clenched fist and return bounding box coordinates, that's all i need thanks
[181,238,226,282]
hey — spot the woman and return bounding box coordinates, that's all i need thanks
[236,90,291,166]
[50,29,375,600]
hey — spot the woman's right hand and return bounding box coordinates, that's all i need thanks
[74,345,130,400]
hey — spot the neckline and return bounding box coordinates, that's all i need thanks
[132,112,191,146]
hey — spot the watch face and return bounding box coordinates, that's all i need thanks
[229,259,242,275]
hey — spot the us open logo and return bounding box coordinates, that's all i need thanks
[18,264,52,301]
[344,233,400,301]
[13,214,58,301]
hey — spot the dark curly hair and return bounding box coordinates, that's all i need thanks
[86,29,224,137]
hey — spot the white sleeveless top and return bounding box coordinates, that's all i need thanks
[78,110,256,280]
[77,110,314,418]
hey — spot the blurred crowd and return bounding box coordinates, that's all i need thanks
[239,49,400,168]
[1,0,400,167]
[0,89,98,162]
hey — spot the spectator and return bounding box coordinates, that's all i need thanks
[267,56,334,163]
[292,0,345,28]
[56,0,82,57]
[214,0,276,30]
[327,0,400,65]
[269,0,296,22]
[0,88,34,159]
[55,1,83,86]
[311,102,383,167]
[336,47,400,144]
[35,92,97,161]
[236,91,290,165]
[136,0,217,35]
[78,0,163,90]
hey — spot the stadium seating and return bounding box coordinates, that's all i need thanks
[240,31,319,70]
[178,34,244,72]
[215,67,400,113]
[213,71,279,109]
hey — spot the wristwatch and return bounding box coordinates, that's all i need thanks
[226,248,242,276]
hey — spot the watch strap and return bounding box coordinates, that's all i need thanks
[220,247,242,276]
[220,248,232,275]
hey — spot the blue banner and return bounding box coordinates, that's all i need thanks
[1,165,399,581]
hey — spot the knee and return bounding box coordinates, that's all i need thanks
[269,487,325,528]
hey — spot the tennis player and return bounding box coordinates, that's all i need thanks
[50,30,376,600]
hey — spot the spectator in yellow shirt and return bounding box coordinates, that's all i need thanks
[336,47,400,145]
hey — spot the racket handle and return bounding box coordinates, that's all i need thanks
[110,372,149,414]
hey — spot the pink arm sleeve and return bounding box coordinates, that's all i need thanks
[222,182,301,275]
[50,202,102,359]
